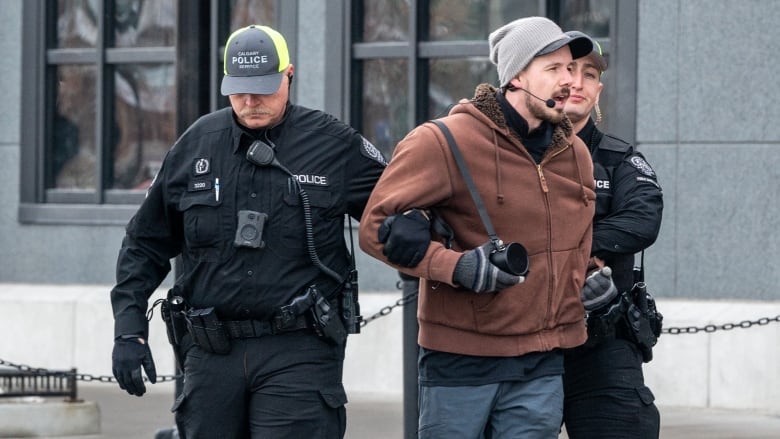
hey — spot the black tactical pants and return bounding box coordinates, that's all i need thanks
[563,338,660,439]
[173,331,347,438]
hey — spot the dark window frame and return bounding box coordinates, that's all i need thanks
[20,0,179,225]
[19,0,292,226]
[345,0,638,150]
[18,0,635,226]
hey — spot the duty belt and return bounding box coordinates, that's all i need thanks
[222,314,311,339]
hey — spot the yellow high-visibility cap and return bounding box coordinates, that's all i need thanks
[221,25,291,96]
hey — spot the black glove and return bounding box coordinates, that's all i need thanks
[112,336,157,397]
[581,266,618,311]
[453,241,524,293]
[377,209,431,268]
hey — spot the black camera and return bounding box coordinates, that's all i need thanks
[233,210,267,248]
[489,241,529,276]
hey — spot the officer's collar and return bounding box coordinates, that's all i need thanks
[231,101,291,154]
[577,117,603,153]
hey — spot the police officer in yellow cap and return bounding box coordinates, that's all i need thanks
[110,24,385,438]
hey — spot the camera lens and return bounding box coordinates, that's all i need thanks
[240,225,258,241]
[489,242,529,276]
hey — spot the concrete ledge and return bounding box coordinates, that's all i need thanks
[1,284,779,415]
[0,397,99,437]
[646,299,780,413]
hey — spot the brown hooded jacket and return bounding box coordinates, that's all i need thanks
[359,83,595,357]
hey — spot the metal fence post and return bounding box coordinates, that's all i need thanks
[401,274,419,439]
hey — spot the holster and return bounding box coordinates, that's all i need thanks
[585,282,663,363]
[160,287,191,369]
[164,284,350,355]
[586,292,630,344]
[307,286,348,345]
[340,269,362,334]
[185,307,231,355]
[625,282,663,362]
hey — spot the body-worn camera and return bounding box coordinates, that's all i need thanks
[233,210,267,248]
[489,241,530,276]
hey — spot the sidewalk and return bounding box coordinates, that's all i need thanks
[8,382,780,438]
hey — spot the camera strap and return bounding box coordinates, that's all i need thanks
[431,120,502,250]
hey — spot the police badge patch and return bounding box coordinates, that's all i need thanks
[193,158,211,175]
[629,156,655,177]
[360,137,388,166]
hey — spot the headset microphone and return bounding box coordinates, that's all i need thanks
[506,84,556,108]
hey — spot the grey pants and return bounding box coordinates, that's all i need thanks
[418,374,564,439]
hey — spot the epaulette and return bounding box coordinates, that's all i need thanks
[597,133,632,153]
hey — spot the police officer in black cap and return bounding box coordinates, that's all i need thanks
[109,24,385,438]
[562,30,664,438]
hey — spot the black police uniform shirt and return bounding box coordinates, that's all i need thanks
[111,104,386,337]
[578,118,663,293]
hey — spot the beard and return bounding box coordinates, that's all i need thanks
[525,90,567,124]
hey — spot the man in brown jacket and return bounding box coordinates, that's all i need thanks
[359,16,615,439]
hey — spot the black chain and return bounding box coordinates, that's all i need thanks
[0,358,180,383]
[362,288,780,337]
[5,291,778,384]
[662,315,780,335]
[360,290,419,327]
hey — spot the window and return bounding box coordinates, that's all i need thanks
[47,0,177,202]
[350,0,636,157]
[20,0,280,224]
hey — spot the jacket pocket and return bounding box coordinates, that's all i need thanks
[279,184,337,253]
[171,390,186,413]
[283,184,333,209]
[318,383,348,408]
[635,386,656,406]
[319,384,347,438]
[179,192,223,249]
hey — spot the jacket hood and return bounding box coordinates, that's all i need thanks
[451,83,576,149]
[446,83,586,206]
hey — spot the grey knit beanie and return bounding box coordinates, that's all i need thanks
[489,16,592,87]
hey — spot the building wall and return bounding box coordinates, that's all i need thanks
[0,1,123,285]
[1,0,775,295]
[0,0,392,289]
[636,0,780,301]
[635,0,780,410]
[1,0,779,414]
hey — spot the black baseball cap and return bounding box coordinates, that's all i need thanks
[565,31,608,72]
